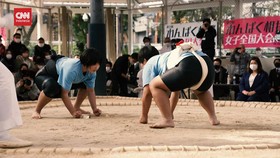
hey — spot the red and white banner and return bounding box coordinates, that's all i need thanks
[14,8,32,26]
[223,16,280,49]
[164,21,217,50]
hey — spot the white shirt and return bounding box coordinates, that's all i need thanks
[249,73,257,87]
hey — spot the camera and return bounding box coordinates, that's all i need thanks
[23,79,33,86]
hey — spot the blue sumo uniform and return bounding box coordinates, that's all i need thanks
[56,57,96,91]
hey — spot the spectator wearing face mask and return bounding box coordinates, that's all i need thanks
[159,37,172,54]
[143,37,151,47]
[33,37,51,64]
[7,33,26,60]
[105,61,113,95]
[213,58,228,84]
[236,56,269,102]
[1,49,16,73]
[269,58,280,102]
[14,63,29,84]
[15,47,37,72]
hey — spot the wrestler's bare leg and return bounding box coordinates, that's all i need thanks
[74,88,90,114]
[149,76,174,128]
[193,90,220,125]
[32,91,52,119]
[170,91,179,119]
[139,85,152,124]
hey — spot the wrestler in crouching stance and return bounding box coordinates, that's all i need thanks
[142,41,220,128]
[32,48,102,119]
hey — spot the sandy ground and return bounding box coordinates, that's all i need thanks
[1,97,280,157]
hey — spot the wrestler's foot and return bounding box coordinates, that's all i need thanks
[149,120,175,129]
[139,116,148,124]
[209,116,220,125]
[31,112,42,119]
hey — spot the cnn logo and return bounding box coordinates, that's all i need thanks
[15,12,30,19]
[14,8,32,26]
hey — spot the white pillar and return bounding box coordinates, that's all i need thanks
[36,0,43,39]
[127,0,133,54]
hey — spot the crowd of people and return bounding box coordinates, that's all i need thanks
[0,33,52,101]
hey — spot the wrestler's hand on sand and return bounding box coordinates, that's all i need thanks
[72,110,82,118]
[93,108,102,116]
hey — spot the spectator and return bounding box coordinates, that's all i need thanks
[106,61,113,95]
[0,62,32,148]
[111,53,138,96]
[7,33,26,60]
[196,18,216,61]
[32,48,102,119]
[15,70,40,101]
[1,49,16,73]
[230,45,251,84]
[213,58,228,84]
[213,58,229,100]
[128,55,140,96]
[33,37,51,64]
[0,44,5,60]
[143,37,151,46]
[15,47,37,72]
[269,58,280,102]
[14,63,29,84]
[159,37,172,54]
[236,56,270,102]
[255,47,263,58]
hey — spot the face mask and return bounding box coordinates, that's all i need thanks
[274,63,280,68]
[250,64,258,71]
[214,65,220,70]
[38,43,44,47]
[106,67,111,73]
[14,38,21,43]
[45,55,51,60]
[6,54,12,59]
[237,49,242,53]
[144,42,150,46]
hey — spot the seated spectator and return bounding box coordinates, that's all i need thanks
[15,70,40,101]
[213,58,228,84]
[15,47,37,72]
[106,61,113,95]
[269,58,280,102]
[213,58,229,100]
[7,33,26,60]
[1,49,16,73]
[236,56,270,102]
[0,44,5,60]
[14,63,29,84]
[33,37,51,64]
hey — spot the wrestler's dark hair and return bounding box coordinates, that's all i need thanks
[130,53,138,61]
[80,48,102,67]
[138,46,159,64]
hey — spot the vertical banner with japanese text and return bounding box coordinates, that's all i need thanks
[164,21,217,50]
[223,16,280,49]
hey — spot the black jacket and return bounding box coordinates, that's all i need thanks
[196,26,216,51]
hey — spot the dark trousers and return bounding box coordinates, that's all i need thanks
[111,75,128,96]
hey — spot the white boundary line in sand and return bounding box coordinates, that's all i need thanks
[18,96,280,110]
[1,144,280,155]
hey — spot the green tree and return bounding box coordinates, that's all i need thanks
[72,14,89,55]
